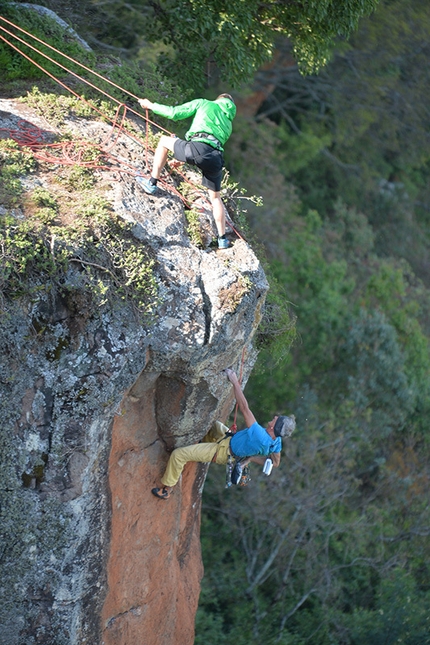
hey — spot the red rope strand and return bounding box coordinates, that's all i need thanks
[0,14,142,101]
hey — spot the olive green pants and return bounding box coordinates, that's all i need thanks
[160,421,231,488]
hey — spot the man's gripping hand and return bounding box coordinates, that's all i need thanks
[225,368,238,383]
[138,98,154,110]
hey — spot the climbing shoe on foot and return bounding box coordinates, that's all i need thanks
[218,237,230,249]
[151,487,171,500]
[136,176,158,194]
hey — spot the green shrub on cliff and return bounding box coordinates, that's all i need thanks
[0,139,37,207]
[0,140,158,315]
[0,194,159,315]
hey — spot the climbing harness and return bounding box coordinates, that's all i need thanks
[0,14,245,239]
[225,457,251,488]
[190,132,223,150]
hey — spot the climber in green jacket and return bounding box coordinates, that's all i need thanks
[137,94,237,249]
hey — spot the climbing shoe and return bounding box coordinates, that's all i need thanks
[136,175,158,194]
[151,486,171,500]
[218,237,230,249]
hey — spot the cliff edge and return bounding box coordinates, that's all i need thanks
[0,95,268,644]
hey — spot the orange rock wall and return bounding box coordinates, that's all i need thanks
[101,374,206,645]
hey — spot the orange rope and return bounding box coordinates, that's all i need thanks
[2,104,128,170]
[0,14,142,100]
[0,27,186,197]
[0,17,171,135]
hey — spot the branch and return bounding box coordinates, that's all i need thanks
[70,257,121,286]
[245,509,300,593]
[277,587,318,639]
[321,147,361,172]
[87,36,129,53]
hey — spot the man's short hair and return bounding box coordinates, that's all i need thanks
[216,93,235,104]
[274,415,296,438]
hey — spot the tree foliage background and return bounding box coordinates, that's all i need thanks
[196,2,430,643]
[2,0,430,643]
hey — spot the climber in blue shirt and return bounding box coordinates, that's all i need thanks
[151,368,296,500]
[230,419,282,462]
[225,368,293,471]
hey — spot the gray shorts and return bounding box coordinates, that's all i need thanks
[173,138,224,192]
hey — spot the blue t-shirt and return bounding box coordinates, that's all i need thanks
[230,422,281,458]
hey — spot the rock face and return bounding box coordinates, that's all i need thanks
[0,99,268,644]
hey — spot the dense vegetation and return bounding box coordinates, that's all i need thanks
[1,0,430,643]
[197,1,430,643]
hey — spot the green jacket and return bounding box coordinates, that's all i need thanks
[151,97,236,151]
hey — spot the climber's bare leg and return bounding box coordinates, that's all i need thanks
[151,135,177,179]
[208,189,227,237]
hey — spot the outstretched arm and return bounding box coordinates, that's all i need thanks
[139,97,202,120]
[225,369,256,429]
[242,452,281,468]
